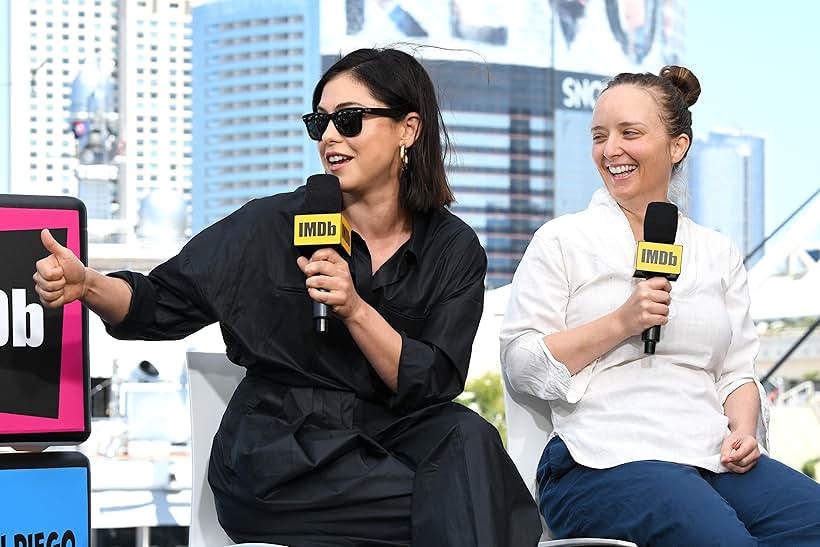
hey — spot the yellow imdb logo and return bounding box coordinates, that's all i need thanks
[634,241,683,278]
[293,213,352,255]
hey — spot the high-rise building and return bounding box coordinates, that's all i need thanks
[190,0,321,232]
[6,0,192,242]
[118,0,193,241]
[406,62,554,288]
[8,0,119,198]
[688,130,766,265]
[191,0,687,287]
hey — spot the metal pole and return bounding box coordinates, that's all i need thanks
[744,186,819,265]
[135,526,151,547]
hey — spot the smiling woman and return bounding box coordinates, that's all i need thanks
[500,64,820,545]
[589,67,696,237]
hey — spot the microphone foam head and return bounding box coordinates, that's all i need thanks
[644,202,678,244]
[304,174,342,214]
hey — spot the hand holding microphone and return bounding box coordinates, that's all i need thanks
[631,202,682,354]
[294,174,354,333]
[617,276,672,339]
[297,247,361,323]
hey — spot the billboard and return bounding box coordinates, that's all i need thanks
[0,195,90,445]
[553,0,683,74]
[320,0,553,67]
[320,0,683,74]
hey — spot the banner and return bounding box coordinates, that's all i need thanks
[0,196,89,444]
[0,451,90,545]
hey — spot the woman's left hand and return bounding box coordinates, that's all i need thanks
[297,248,363,321]
[720,431,760,473]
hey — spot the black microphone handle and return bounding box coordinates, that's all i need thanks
[313,300,329,334]
[640,274,665,354]
[642,324,661,354]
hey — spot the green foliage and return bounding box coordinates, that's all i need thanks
[456,370,507,445]
[801,370,819,382]
[801,456,820,480]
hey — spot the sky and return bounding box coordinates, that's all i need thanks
[686,1,820,233]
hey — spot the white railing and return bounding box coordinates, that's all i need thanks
[812,393,820,423]
[777,380,816,407]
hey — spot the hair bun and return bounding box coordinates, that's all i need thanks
[660,65,701,107]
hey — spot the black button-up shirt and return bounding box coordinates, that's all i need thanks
[107,185,487,411]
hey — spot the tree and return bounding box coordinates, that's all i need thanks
[801,456,819,481]
[456,370,507,444]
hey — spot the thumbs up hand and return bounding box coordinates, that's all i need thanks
[33,228,87,308]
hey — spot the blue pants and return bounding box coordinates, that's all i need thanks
[537,436,820,546]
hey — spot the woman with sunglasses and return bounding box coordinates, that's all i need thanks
[33,47,542,546]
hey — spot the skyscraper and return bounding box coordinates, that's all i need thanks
[190,0,322,232]
[118,0,193,241]
[688,130,766,265]
[6,0,192,242]
[406,62,554,288]
[8,0,119,198]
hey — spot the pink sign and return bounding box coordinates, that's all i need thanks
[0,204,88,440]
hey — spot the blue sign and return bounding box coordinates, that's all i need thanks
[0,454,89,547]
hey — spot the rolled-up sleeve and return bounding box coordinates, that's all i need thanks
[104,212,244,341]
[390,231,487,411]
[105,252,215,341]
[500,227,591,403]
[715,244,769,446]
[715,245,759,403]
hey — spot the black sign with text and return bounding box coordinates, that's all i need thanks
[0,228,67,418]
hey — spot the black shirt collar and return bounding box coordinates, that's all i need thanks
[405,210,430,262]
[357,209,432,292]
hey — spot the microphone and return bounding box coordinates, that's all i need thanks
[293,174,352,333]
[633,202,682,354]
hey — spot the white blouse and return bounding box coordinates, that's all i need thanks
[500,188,768,473]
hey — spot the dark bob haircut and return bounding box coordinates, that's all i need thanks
[311,48,454,213]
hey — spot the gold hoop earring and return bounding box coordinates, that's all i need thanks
[399,144,409,171]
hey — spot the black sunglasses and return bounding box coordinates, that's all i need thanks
[302,107,404,141]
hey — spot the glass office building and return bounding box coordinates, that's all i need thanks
[5,0,192,241]
[7,0,119,198]
[118,0,193,239]
[190,0,322,232]
[402,62,553,288]
[689,130,766,266]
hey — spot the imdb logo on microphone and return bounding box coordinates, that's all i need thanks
[634,241,683,280]
[293,213,352,255]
